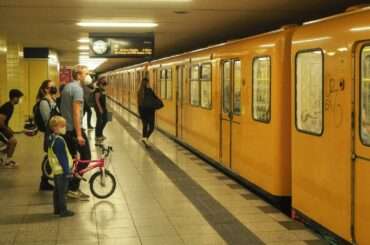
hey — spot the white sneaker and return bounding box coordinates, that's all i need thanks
[96,136,105,142]
[67,191,79,199]
[78,189,90,201]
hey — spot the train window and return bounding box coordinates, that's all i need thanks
[223,61,231,113]
[190,65,200,106]
[252,56,271,122]
[166,68,172,100]
[296,50,324,135]
[360,45,370,145]
[200,63,212,109]
[233,60,242,115]
[154,69,160,95]
[160,69,166,99]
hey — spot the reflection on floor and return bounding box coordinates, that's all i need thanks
[0,104,328,245]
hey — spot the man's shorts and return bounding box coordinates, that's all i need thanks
[0,127,13,143]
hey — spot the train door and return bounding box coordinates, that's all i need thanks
[176,66,185,138]
[220,59,242,168]
[354,41,370,244]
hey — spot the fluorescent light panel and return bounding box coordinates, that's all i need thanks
[77,22,158,28]
[292,36,331,45]
[78,38,90,43]
[78,46,89,50]
[79,58,107,70]
[350,26,370,32]
[259,43,275,48]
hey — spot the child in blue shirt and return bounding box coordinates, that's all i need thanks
[48,116,74,217]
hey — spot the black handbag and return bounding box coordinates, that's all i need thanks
[143,90,164,110]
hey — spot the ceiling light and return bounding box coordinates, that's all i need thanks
[78,46,89,50]
[337,47,348,52]
[77,22,158,28]
[79,58,107,70]
[327,52,336,56]
[132,0,191,1]
[78,38,90,43]
[350,26,370,32]
[259,43,275,48]
[292,36,331,45]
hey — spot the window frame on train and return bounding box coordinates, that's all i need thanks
[233,60,242,115]
[221,59,241,115]
[166,68,173,100]
[222,60,232,114]
[160,69,167,100]
[360,43,370,146]
[190,64,201,106]
[159,68,173,100]
[200,62,212,109]
[252,56,272,123]
[295,48,325,136]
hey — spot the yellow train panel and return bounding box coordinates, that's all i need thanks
[292,7,370,243]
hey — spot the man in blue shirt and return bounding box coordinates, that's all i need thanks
[60,65,92,201]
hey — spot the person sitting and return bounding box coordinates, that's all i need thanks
[48,116,74,217]
[0,89,24,168]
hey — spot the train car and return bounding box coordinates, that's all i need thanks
[291,6,370,244]
[105,26,296,207]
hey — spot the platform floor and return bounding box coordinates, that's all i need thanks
[0,106,328,245]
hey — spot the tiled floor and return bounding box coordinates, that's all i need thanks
[0,103,328,245]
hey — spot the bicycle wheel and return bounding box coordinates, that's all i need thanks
[41,155,53,180]
[89,170,116,199]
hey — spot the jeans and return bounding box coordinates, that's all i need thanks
[63,130,91,191]
[84,102,93,128]
[95,110,108,137]
[139,108,155,138]
[53,174,69,214]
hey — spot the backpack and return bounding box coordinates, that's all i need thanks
[33,99,60,132]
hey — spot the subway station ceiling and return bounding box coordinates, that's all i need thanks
[0,0,367,72]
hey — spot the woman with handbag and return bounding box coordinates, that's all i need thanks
[137,77,163,145]
[94,78,108,142]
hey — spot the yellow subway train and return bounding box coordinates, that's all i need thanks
[102,6,370,244]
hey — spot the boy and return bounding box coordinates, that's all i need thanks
[48,116,74,217]
[0,89,23,168]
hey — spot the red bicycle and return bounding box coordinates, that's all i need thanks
[42,144,116,199]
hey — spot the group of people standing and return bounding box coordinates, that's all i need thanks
[37,66,109,192]
[0,64,162,218]
[36,65,109,216]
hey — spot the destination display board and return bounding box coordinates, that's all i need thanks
[89,33,154,58]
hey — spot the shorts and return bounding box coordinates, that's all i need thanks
[0,127,13,143]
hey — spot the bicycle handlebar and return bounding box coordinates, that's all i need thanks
[95,144,113,157]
